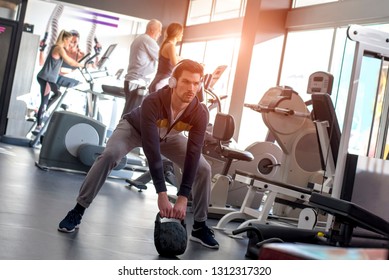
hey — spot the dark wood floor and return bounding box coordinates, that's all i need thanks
[0,141,249,260]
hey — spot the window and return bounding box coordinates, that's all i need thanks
[186,0,213,26]
[292,0,338,8]
[213,0,245,22]
[239,36,285,148]
[186,0,246,26]
[181,37,240,121]
[279,28,334,102]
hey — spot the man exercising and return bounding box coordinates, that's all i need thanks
[58,59,219,249]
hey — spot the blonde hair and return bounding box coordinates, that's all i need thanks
[159,22,183,56]
[55,30,73,45]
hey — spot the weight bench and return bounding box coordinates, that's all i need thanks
[229,191,389,259]
[309,192,389,246]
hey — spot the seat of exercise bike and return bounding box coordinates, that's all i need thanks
[101,84,125,98]
[212,112,254,163]
[220,145,254,162]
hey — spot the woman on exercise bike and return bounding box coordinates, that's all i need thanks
[34,30,84,135]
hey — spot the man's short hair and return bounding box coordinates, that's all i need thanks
[172,59,204,80]
[147,19,162,33]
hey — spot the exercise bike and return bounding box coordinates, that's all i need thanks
[34,48,147,183]
[202,84,256,217]
[30,43,114,148]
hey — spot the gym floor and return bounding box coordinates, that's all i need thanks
[0,141,249,260]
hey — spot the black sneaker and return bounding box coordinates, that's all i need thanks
[190,225,219,249]
[58,210,82,233]
[31,127,41,136]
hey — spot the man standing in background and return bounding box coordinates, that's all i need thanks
[122,19,162,115]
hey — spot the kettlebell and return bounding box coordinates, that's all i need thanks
[154,212,187,257]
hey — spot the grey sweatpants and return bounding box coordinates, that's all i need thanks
[76,119,211,222]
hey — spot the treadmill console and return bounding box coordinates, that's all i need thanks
[307,71,334,94]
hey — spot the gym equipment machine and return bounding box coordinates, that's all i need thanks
[213,71,334,231]
[35,49,145,179]
[36,110,108,172]
[233,89,389,258]
[28,53,92,148]
[207,87,323,219]
[204,87,255,217]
